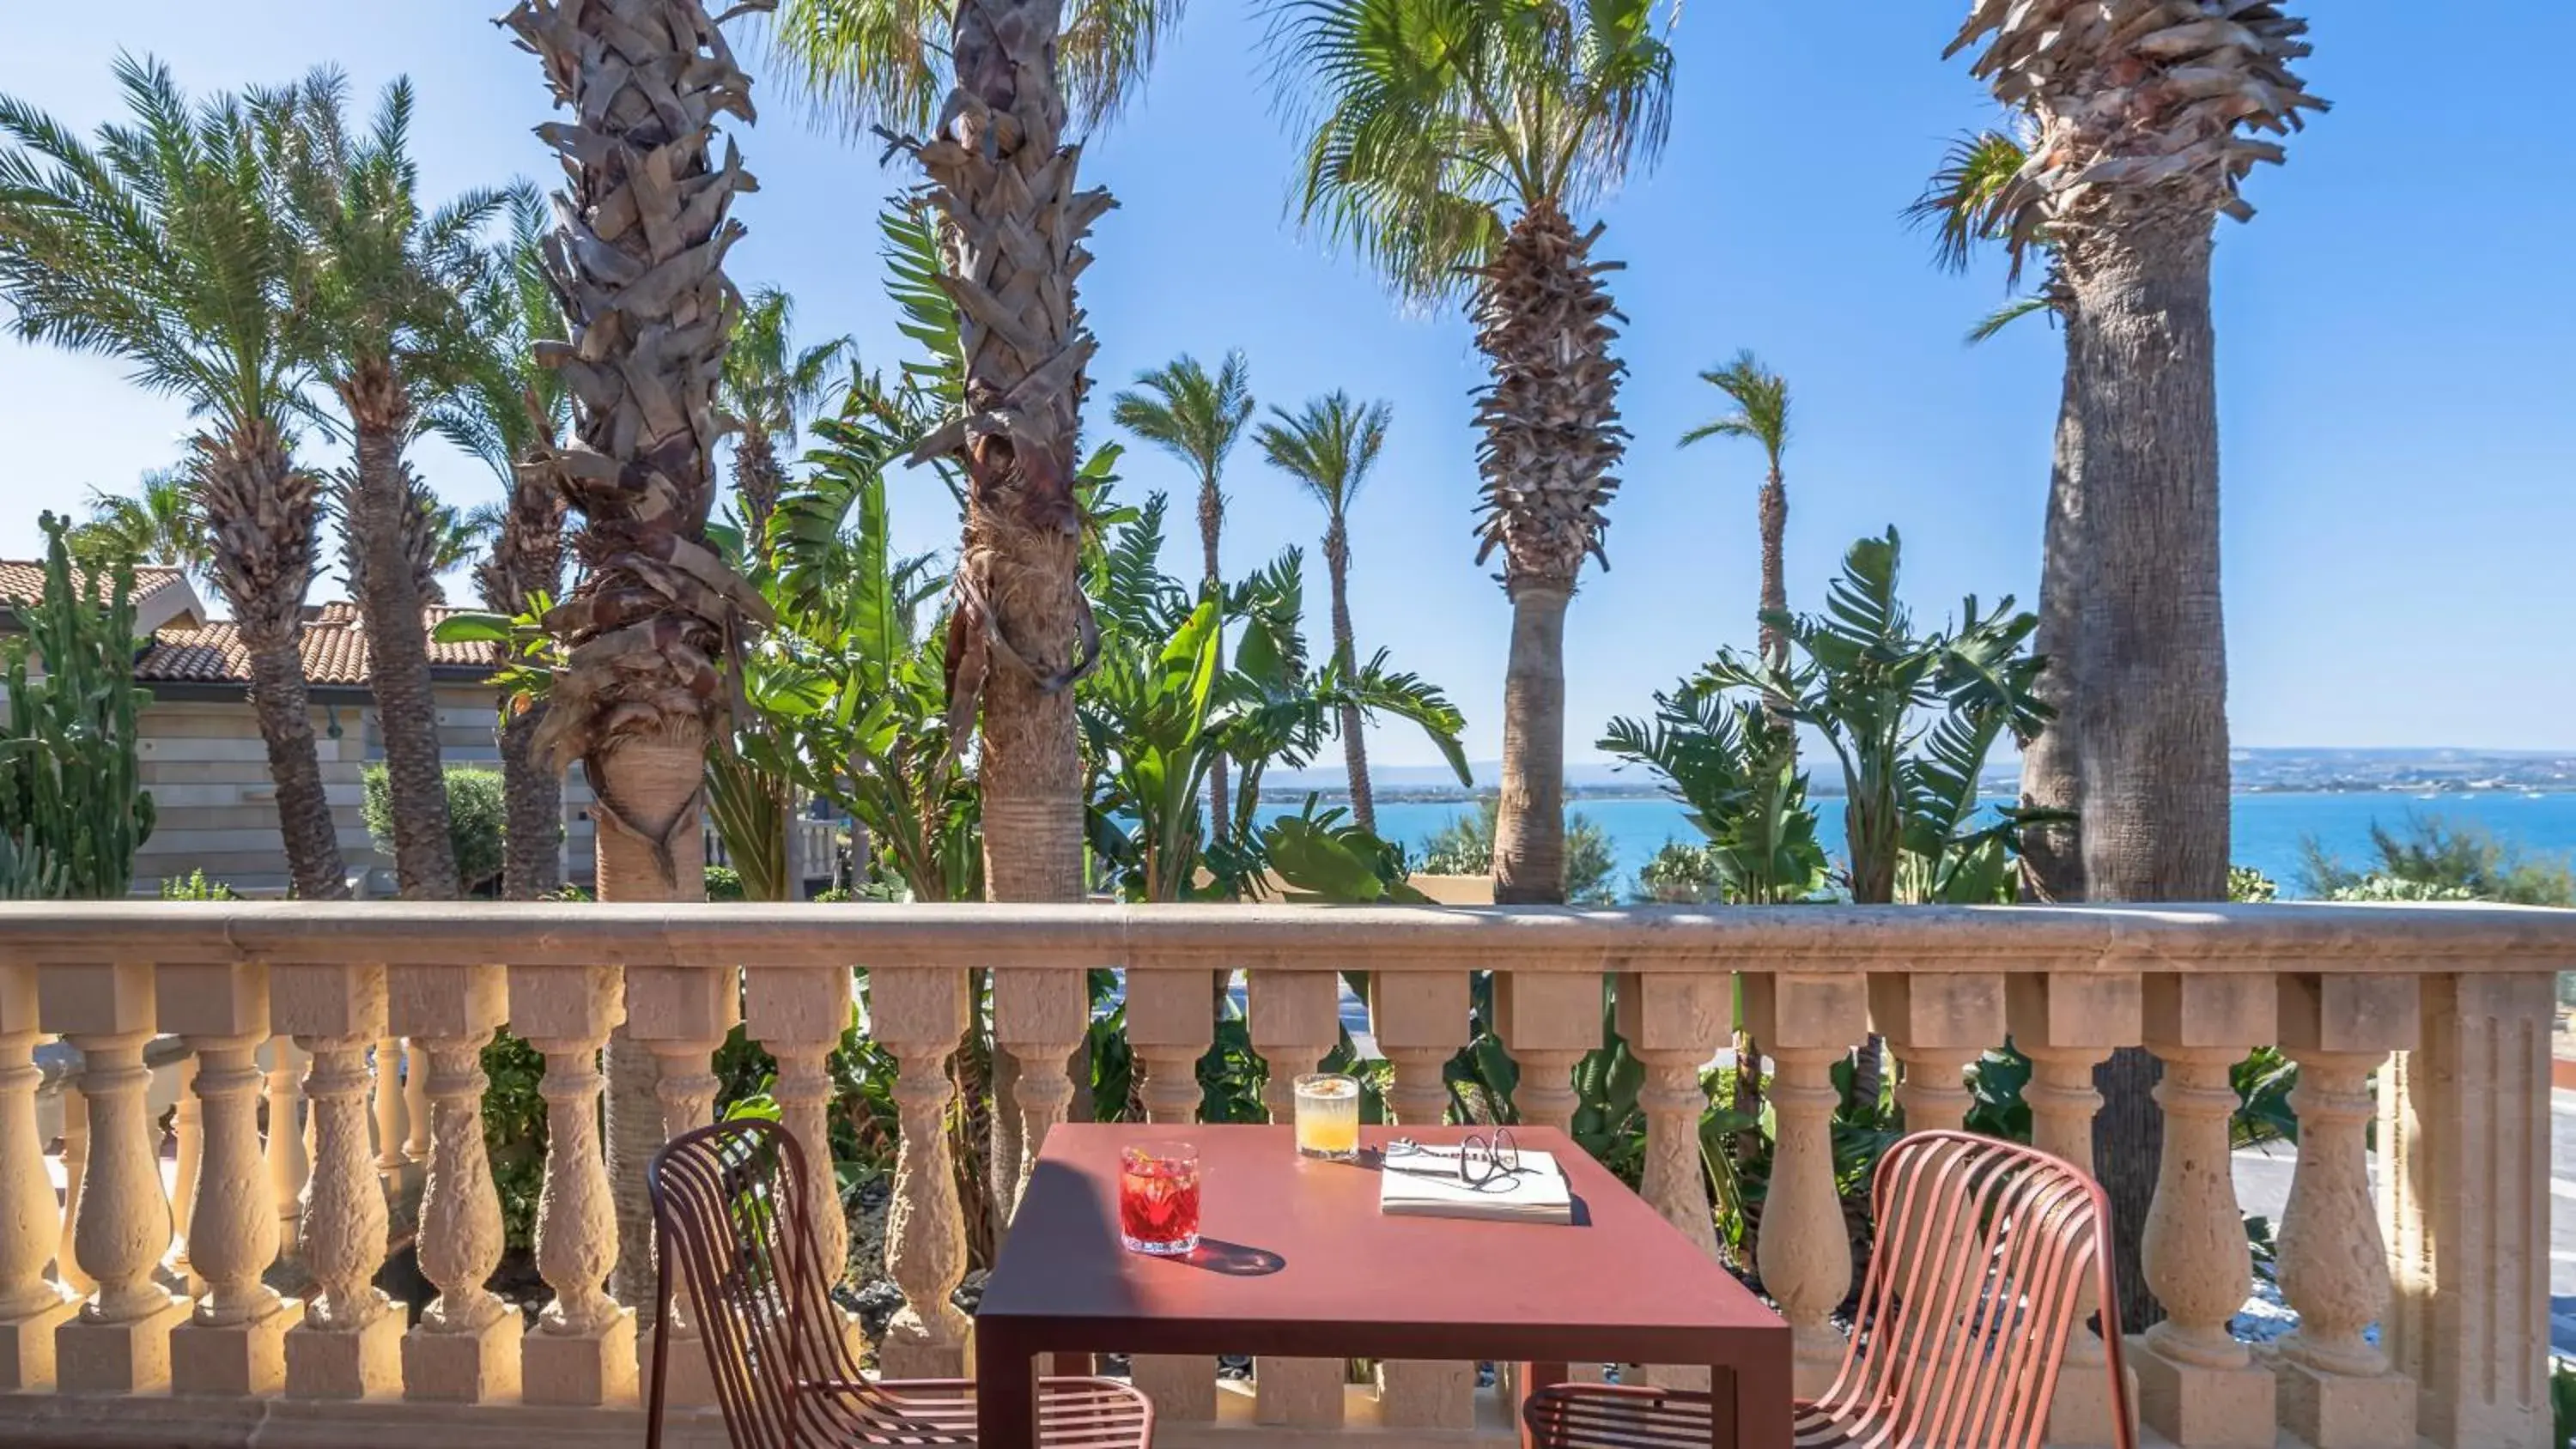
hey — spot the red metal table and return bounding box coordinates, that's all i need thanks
[974,1123,1791,1449]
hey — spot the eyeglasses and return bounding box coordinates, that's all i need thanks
[1386,1130,1522,1191]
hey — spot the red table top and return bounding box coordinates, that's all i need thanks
[976,1123,1787,1366]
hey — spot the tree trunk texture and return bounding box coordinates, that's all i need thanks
[344,374,459,900]
[2093,1045,2165,1333]
[480,446,567,901]
[1756,468,1789,672]
[498,700,562,899]
[1324,522,1374,834]
[2018,348,2087,903]
[1200,479,1230,843]
[1493,585,1570,904]
[733,427,784,552]
[195,420,347,900]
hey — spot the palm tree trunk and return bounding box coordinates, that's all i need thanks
[1324,522,1373,834]
[498,700,561,899]
[347,380,459,900]
[1492,584,1569,904]
[2064,212,2231,1334]
[735,429,783,553]
[197,422,347,900]
[1200,482,1231,844]
[2018,352,2086,902]
[1756,468,1789,670]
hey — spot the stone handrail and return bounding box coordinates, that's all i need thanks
[0,900,2564,1449]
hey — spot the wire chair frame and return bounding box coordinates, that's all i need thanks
[1524,1129,2136,1449]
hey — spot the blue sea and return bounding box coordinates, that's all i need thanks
[1258,791,2576,900]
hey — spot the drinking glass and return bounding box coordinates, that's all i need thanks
[1293,1072,1361,1161]
[1118,1143,1201,1256]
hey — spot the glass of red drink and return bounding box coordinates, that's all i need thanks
[1118,1143,1200,1257]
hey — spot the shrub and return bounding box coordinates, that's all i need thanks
[360,764,507,895]
[1634,839,1722,903]
[159,868,240,901]
[704,864,744,900]
[2300,813,2575,905]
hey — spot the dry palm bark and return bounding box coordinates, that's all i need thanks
[477,447,568,899]
[1949,0,2324,1329]
[732,421,787,544]
[1321,513,1374,833]
[505,0,774,1308]
[892,0,1109,908]
[1474,200,1625,904]
[340,366,461,900]
[197,423,350,900]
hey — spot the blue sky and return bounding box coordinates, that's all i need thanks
[4,3,2571,766]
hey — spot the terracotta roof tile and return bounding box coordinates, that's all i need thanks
[0,561,189,609]
[134,603,500,688]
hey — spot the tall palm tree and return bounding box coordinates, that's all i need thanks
[504,0,773,1309]
[267,70,507,902]
[720,285,849,546]
[756,0,1181,908]
[337,464,453,606]
[1942,0,2324,1331]
[1256,391,1391,832]
[70,470,214,586]
[429,186,569,900]
[1113,349,1254,838]
[1265,0,1674,904]
[1680,353,1793,683]
[0,57,349,899]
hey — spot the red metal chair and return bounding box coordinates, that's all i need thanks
[1523,1129,2136,1449]
[647,1117,1155,1449]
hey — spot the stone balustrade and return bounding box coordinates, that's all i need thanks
[0,899,2561,1449]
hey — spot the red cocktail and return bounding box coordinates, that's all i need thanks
[1118,1143,1200,1256]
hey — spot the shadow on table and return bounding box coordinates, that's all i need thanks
[1180,1239,1286,1276]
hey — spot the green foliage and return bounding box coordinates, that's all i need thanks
[1,513,155,900]
[359,764,504,895]
[2552,1357,2575,1449]
[69,471,210,584]
[703,865,746,902]
[1703,529,2054,904]
[2232,1046,2300,1148]
[2300,814,2576,906]
[1601,684,1827,904]
[1414,797,1618,904]
[479,1030,548,1251]
[159,869,241,901]
[1963,1044,2033,1141]
[1261,803,1434,905]
[1632,840,1721,903]
[2230,865,2279,903]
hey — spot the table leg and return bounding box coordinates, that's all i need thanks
[977,1337,1041,1449]
[1726,1350,1794,1449]
[1516,1361,1569,1449]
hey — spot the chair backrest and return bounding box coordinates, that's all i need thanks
[1809,1130,2136,1449]
[647,1118,878,1449]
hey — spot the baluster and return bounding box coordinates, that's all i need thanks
[39,961,188,1393]
[1745,972,1865,1397]
[165,1053,201,1294]
[1367,970,1475,1430]
[1496,973,1596,1137]
[371,1037,408,1179]
[264,1036,308,1257]
[1246,967,1347,1430]
[2007,971,2142,1448]
[2136,976,2277,1446]
[1871,973,2002,1131]
[512,961,635,1406]
[2380,970,2553,1447]
[2268,973,2417,1447]
[1127,965,1219,1422]
[628,962,740,1405]
[869,966,972,1379]
[745,965,862,1357]
[1616,973,1730,1391]
[0,963,75,1389]
[390,963,518,1404]
[270,961,398,1400]
[157,961,295,1397]
[993,967,1085,1210]
[55,1083,92,1297]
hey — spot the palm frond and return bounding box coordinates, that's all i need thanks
[1110,349,1255,494]
[1255,389,1391,519]
[1678,349,1788,463]
[756,0,1183,139]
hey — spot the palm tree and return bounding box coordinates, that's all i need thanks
[1256,391,1391,832]
[0,57,349,899]
[756,0,1181,908]
[70,470,213,585]
[720,285,849,546]
[1680,353,1793,686]
[503,0,771,1309]
[337,464,453,606]
[429,187,569,900]
[1112,350,1254,838]
[266,70,507,902]
[1265,0,1674,904]
[1942,0,2325,1332]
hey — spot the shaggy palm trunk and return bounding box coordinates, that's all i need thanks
[507,0,770,1310]
[1474,203,1624,907]
[497,705,560,897]
[344,371,459,899]
[1323,520,1373,833]
[1200,483,1230,843]
[1756,468,1789,674]
[2019,354,2087,903]
[733,427,784,551]
[197,421,347,900]
[480,450,567,900]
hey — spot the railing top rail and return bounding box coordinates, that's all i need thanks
[1,900,2572,974]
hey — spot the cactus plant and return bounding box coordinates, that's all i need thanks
[1,512,156,899]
